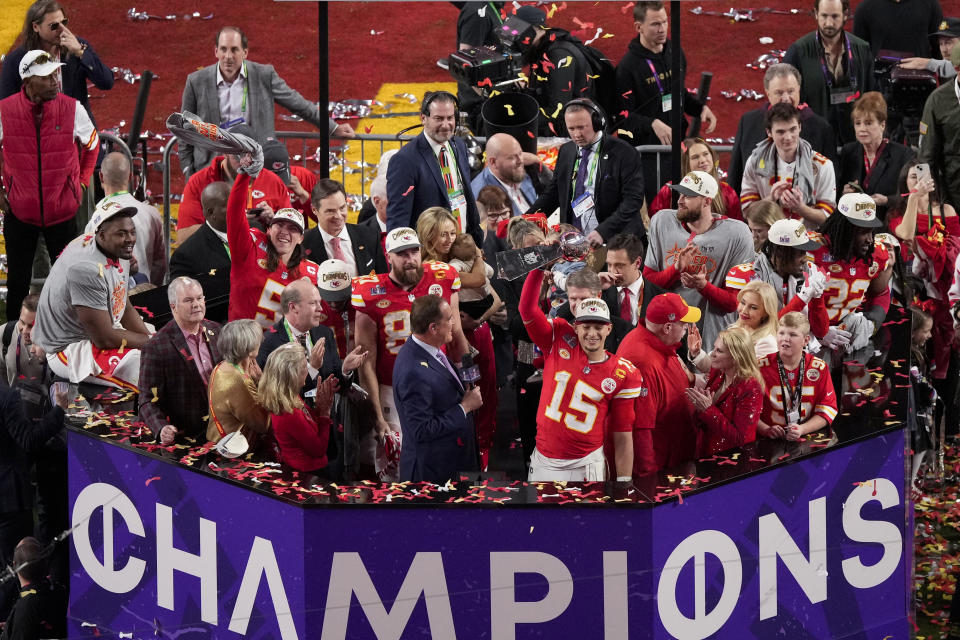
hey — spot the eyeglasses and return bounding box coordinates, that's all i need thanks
[22,51,52,73]
[48,18,68,30]
[486,208,511,221]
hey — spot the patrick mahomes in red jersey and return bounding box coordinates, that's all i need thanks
[520,268,649,481]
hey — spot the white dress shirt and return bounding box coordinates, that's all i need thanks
[318,226,357,277]
[618,275,644,326]
[216,62,248,127]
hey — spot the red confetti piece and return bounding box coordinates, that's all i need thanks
[476,77,493,88]
[621,1,634,12]
[777,454,791,461]
[364,125,373,134]
[145,476,161,486]
[621,90,633,98]
[402,185,415,196]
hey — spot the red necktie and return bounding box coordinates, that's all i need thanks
[620,288,633,323]
[330,236,347,262]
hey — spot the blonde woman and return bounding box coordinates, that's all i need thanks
[744,200,785,251]
[686,326,765,456]
[688,280,780,372]
[259,343,338,474]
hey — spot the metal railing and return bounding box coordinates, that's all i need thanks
[634,144,734,188]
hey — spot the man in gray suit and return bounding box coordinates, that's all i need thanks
[179,26,355,177]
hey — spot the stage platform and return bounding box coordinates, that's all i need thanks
[65,307,915,639]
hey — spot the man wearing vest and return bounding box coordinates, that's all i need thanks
[0,49,99,317]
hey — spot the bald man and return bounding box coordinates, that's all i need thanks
[169,181,233,321]
[470,133,542,216]
[90,151,166,284]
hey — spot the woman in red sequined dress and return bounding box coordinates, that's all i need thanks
[685,326,764,457]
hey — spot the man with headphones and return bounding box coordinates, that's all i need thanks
[385,91,483,245]
[527,99,646,247]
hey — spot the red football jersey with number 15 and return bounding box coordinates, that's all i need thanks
[351,262,461,385]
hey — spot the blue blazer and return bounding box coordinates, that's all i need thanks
[470,167,538,216]
[386,133,483,245]
[393,338,477,483]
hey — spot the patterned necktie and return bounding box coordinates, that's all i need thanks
[330,236,347,262]
[573,145,592,199]
[436,351,462,389]
[620,288,633,323]
[439,145,455,193]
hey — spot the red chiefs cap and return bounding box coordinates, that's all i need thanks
[645,293,701,324]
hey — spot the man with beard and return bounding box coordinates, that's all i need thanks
[352,228,469,453]
[386,91,482,244]
[615,1,717,207]
[643,171,753,347]
[741,103,837,228]
[718,218,830,339]
[727,64,836,193]
[33,203,152,390]
[783,0,875,146]
[470,133,540,216]
[812,193,892,354]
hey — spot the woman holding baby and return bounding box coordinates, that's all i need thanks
[417,207,502,470]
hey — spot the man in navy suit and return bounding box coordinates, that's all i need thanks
[470,133,540,215]
[386,91,483,245]
[394,295,481,483]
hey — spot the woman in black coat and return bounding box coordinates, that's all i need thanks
[837,91,915,221]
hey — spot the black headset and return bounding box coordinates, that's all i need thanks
[561,97,607,132]
[421,90,461,117]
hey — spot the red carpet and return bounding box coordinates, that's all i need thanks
[2,0,960,196]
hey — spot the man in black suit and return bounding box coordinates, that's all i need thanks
[553,268,633,353]
[169,181,232,323]
[386,91,483,245]
[302,178,386,276]
[527,99,646,246]
[139,277,222,444]
[394,295,481,483]
[728,63,837,193]
[0,382,67,620]
[257,279,366,392]
[599,233,663,326]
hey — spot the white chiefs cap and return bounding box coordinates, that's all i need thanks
[270,208,305,232]
[874,232,900,249]
[670,170,718,199]
[575,298,611,324]
[85,200,138,233]
[19,50,64,80]
[836,192,883,228]
[385,227,420,253]
[767,218,821,250]
[317,259,352,302]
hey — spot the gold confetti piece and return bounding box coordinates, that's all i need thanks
[118,339,127,355]
[151,387,159,403]
[488,89,502,97]
[551,102,563,118]
[98,264,104,278]
[617,129,634,138]
[557,55,573,68]
[208,268,217,276]
[529,526,535,533]
[587,74,599,79]
[602,32,615,38]
[504,104,514,116]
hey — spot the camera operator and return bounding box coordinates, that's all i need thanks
[455,2,506,133]
[511,6,598,136]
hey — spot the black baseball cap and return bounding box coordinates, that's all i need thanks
[263,137,291,184]
[932,17,960,38]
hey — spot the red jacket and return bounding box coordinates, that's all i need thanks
[617,325,695,472]
[695,369,763,457]
[0,90,97,226]
[271,407,331,472]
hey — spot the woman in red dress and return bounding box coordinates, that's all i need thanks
[686,326,764,456]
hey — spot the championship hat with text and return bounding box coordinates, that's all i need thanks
[836,193,883,228]
[645,293,702,324]
[670,170,718,199]
[385,227,421,253]
[767,218,821,250]
[316,259,352,302]
[270,208,305,233]
[575,298,611,324]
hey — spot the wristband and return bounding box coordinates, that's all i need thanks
[616,476,632,482]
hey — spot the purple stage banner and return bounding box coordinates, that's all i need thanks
[68,428,908,639]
